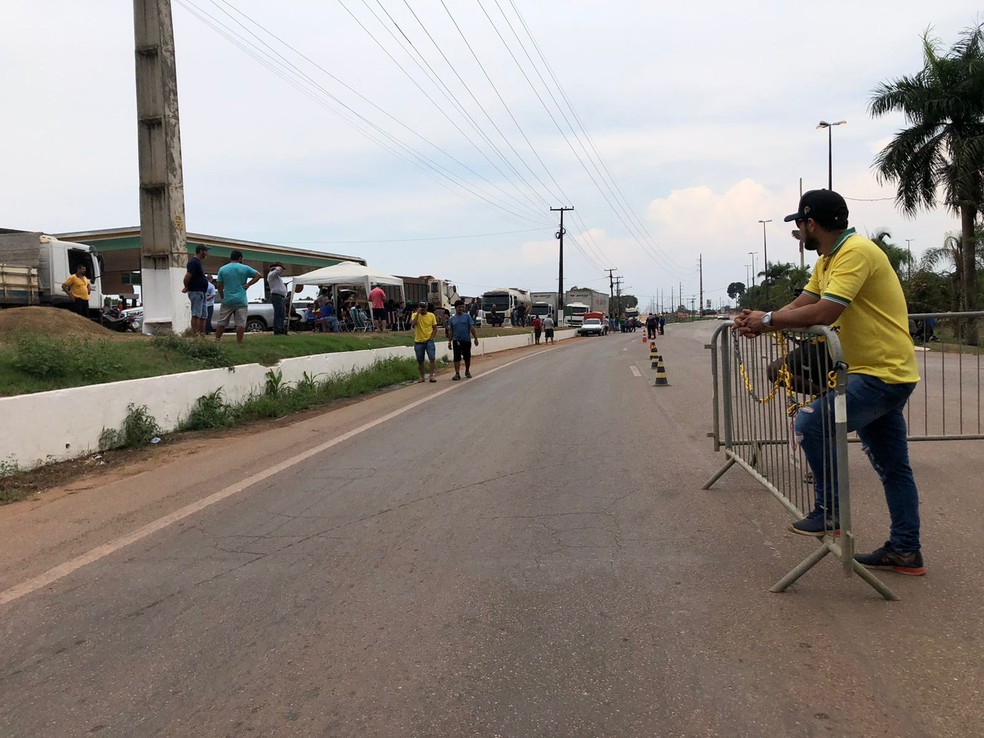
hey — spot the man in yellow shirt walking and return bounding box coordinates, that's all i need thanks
[410,301,439,383]
[736,189,924,576]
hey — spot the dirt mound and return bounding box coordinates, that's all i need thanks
[0,306,130,343]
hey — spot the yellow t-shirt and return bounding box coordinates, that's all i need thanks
[412,310,437,343]
[802,229,918,384]
[63,275,91,300]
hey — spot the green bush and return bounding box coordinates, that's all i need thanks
[99,404,163,450]
[10,331,75,378]
[151,334,232,369]
[180,390,232,431]
[9,331,122,381]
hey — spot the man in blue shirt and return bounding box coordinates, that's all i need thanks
[182,244,210,336]
[215,250,261,345]
[446,300,479,379]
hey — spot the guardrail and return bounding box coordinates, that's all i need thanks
[903,312,983,441]
[704,323,897,600]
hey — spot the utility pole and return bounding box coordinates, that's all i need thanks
[134,0,190,334]
[698,253,704,317]
[551,206,573,323]
[605,267,616,318]
[905,239,913,281]
[758,219,772,304]
[614,276,624,325]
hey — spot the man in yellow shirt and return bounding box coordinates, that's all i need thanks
[62,264,92,317]
[410,301,439,383]
[736,189,924,576]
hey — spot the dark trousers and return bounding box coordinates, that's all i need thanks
[452,340,472,369]
[271,293,286,334]
[206,305,214,334]
[73,298,89,317]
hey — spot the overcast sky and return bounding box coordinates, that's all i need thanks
[2,1,980,309]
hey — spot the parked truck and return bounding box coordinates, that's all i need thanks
[0,230,103,318]
[393,275,460,320]
[564,301,590,327]
[482,287,531,326]
[566,287,608,315]
[529,291,557,322]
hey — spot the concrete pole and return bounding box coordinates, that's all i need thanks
[133,0,190,334]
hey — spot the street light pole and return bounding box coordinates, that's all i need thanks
[758,219,772,303]
[817,120,847,190]
[748,251,757,288]
[905,239,914,281]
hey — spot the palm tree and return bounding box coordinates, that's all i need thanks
[869,23,984,341]
[869,230,914,277]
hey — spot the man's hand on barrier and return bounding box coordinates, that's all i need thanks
[735,309,766,337]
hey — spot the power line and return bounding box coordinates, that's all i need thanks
[179,0,550,224]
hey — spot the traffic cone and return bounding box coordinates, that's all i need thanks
[642,335,647,344]
[653,355,669,386]
[649,342,659,368]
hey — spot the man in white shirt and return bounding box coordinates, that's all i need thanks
[267,262,288,335]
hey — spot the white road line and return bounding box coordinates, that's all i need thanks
[0,352,537,608]
[630,366,642,377]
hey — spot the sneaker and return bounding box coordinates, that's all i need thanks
[464,371,472,378]
[789,508,840,537]
[452,374,461,381]
[854,542,925,576]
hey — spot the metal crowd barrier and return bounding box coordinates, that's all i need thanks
[903,311,983,441]
[704,324,897,600]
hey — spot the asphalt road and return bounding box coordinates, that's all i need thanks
[1,324,982,737]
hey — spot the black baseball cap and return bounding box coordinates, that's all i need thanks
[418,301,428,307]
[783,189,849,229]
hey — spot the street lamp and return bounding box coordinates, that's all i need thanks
[748,251,757,288]
[905,239,913,281]
[758,219,772,303]
[817,120,847,190]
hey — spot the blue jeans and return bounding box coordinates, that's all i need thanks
[794,373,920,552]
[271,293,286,334]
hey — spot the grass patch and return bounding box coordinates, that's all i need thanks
[179,357,420,431]
[0,325,535,397]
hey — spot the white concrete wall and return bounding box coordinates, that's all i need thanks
[1,330,574,471]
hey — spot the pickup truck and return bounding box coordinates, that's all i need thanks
[213,299,303,332]
[576,317,606,337]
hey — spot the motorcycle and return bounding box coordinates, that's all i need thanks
[101,306,141,332]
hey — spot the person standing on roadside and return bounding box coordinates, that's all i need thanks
[267,262,288,335]
[204,275,217,334]
[369,282,387,333]
[447,299,479,380]
[532,315,543,344]
[410,300,439,383]
[735,189,924,576]
[182,244,210,335]
[542,314,555,343]
[658,314,666,335]
[62,263,93,318]
[215,250,262,345]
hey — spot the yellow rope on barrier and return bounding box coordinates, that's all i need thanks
[731,328,827,411]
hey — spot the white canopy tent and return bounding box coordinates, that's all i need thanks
[291,262,406,304]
